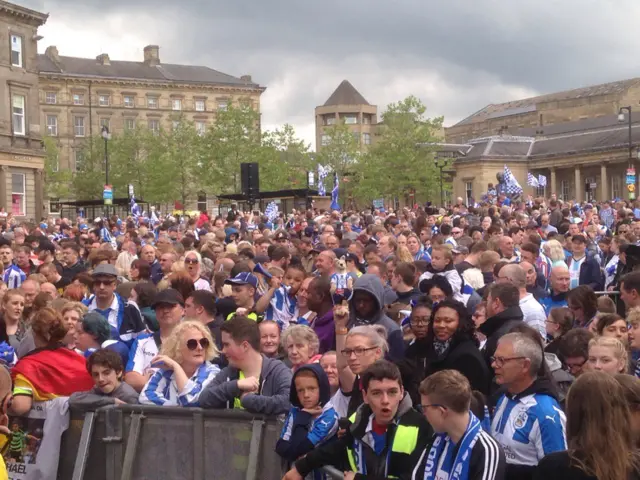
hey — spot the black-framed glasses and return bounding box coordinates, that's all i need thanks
[340,346,377,357]
[94,279,115,286]
[564,358,587,373]
[186,338,210,350]
[410,317,429,326]
[490,356,526,367]
[185,258,199,265]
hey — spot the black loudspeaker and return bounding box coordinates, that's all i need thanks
[241,163,259,198]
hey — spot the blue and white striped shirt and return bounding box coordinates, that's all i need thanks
[265,286,298,330]
[139,361,220,407]
[3,264,26,289]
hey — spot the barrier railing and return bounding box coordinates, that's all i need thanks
[59,405,286,480]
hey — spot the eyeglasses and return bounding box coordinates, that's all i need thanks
[490,356,526,367]
[186,338,210,350]
[185,258,199,265]
[564,358,587,373]
[418,403,446,413]
[94,279,115,286]
[340,346,378,357]
[410,317,429,326]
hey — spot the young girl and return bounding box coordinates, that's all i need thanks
[418,245,467,305]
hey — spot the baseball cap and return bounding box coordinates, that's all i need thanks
[91,264,118,277]
[152,289,185,309]
[224,272,258,289]
[304,226,315,237]
[345,253,359,264]
[274,230,290,241]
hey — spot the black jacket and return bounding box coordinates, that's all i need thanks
[566,256,603,291]
[295,394,433,480]
[534,450,640,480]
[478,306,524,372]
[61,260,87,284]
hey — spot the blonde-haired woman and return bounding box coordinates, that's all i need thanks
[184,250,212,292]
[139,321,220,406]
[61,301,88,348]
[586,336,628,375]
[281,325,322,371]
[544,239,567,268]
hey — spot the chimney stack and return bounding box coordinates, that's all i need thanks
[143,45,160,66]
[240,75,252,83]
[96,53,110,66]
[45,45,60,65]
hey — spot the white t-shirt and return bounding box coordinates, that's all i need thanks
[126,333,159,374]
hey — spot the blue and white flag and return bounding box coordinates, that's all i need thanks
[131,195,141,221]
[330,173,340,211]
[318,165,330,196]
[527,173,539,187]
[538,174,547,187]
[265,201,279,222]
[504,165,523,195]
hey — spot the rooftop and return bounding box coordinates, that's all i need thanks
[323,80,370,107]
[453,78,640,127]
[0,0,48,24]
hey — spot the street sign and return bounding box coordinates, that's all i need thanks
[103,185,113,205]
[589,182,597,189]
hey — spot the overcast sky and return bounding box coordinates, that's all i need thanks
[18,0,640,149]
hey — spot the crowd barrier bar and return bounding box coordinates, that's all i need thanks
[594,291,620,296]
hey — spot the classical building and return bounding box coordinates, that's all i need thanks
[38,44,265,209]
[445,77,640,203]
[315,80,377,151]
[0,1,48,220]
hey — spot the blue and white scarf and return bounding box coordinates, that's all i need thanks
[424,412,481,480]
[85,293,127,341]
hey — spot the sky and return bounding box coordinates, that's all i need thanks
[17,0,640,150]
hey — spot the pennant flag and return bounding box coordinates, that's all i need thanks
[504,165,523,195]
[527,173,539,187]
[330,173,340,211]
[265,201,279,222]
[538,174,547,187]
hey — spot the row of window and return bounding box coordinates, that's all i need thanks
[44,92,228,112]
[320,132,371,146]
[45,116,208,137]
[323,114,373,126]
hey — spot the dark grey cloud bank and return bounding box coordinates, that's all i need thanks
[21,0,640,143]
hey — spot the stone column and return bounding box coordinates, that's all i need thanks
[0,166,8,212]
[34,169,44,221]
[575,165,583,202]
[550,168,557,196]
[600,162,609,201]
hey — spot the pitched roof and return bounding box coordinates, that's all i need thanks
[454,78,640,127]
[37,54,262,88]
[323,80,370,106]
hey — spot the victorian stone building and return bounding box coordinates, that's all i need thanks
[445,78,640,203]
[0,0,48,220]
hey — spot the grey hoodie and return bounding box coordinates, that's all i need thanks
[199,354,292,415]
[69,382,139,410]
[347,274,405,361]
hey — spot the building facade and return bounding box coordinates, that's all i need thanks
[38,45,265,210]
[315,80,377,151]
[0,1,48,220]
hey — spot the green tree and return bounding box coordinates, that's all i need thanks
[42,137,72,200]
[71,137,106,200]
[315,120,360,186]
[259,124,312,191]
[353,95,443,203]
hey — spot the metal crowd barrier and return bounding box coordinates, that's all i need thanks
[58,406,347,480]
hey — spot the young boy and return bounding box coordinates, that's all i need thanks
[256,264,306,329]
[418,245,468,304]
[276,364,338,472]
[69,349,139,410]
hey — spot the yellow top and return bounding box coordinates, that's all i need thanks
[13,374,58,402]
[233,371,245,410]
[0,454,7,480]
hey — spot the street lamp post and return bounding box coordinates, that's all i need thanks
[101,126,111,216]
[435,158,447,207]
[619,106,636,200]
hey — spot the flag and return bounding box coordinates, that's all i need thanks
[527,173,539,187]
[130,195,141,222]
[504,165,523,195]
[330,173,340,211]
[317,165,329,196]
[538,174,547,187]
[265,201,279,222]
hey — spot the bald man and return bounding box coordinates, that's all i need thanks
[540,265,570,315]
[500,264,546,338]
[520,261,546,301]
[314,250,336,276]
[40,282,58,299]
[139,245,162,284]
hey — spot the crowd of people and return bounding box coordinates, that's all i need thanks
[0,193,640,479]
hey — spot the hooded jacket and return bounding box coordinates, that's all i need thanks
[276,364,339,462]
[478,305,524,372]
[539,291,568,316]
[295,392,433,480]
[347,274,405,361]
[199,354,292,415]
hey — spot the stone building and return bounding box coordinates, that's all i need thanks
[445,77,640,203]
[0,1,48,220]
[38,44,265,210]
[315,80,377,151]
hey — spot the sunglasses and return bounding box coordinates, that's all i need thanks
[185,258,199,265]
[186,338,210,350]
[94,279,115,286]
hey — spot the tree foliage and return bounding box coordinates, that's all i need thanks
[42,137,72,200]
[259,124,312,191]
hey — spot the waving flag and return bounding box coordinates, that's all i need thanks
[130,195,141,221]
[317,165,330,196]
[265,201,279,222]
[504,165,523,195]
[527,173,539,187]
[538,174,547,187]
[330,173,340,211]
